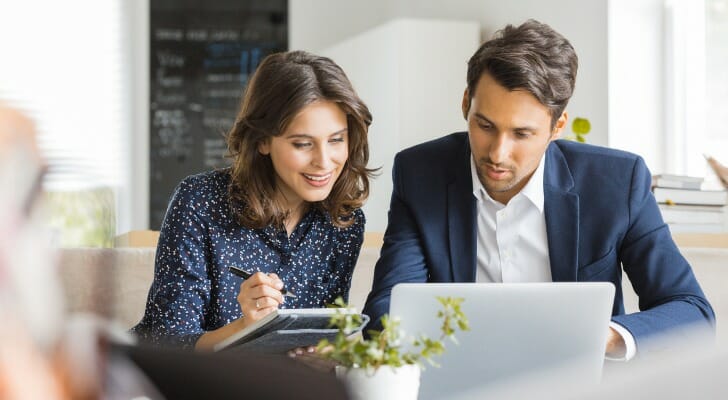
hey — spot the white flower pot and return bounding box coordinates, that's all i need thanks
[335,364,421,400]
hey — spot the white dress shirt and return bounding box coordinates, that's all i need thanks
[471,155,551,283]
[470,155,636,361]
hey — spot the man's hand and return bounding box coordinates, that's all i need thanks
[605,327,626,358]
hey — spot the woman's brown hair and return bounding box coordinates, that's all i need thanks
[226,50,375,229]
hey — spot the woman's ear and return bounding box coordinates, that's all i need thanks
[258,139,271,155]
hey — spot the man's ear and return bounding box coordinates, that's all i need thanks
[551,111,568,140]
[258,138,271,155]
[461,88,470,120]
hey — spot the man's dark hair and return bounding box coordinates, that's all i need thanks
[466,19,578,129]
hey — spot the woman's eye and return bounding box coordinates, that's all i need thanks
[330,137,345,143]
[292,142,311,149]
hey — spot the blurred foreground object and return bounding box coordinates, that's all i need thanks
[0,104,69,398]
[0,104,64,347]
[451,325,723,400]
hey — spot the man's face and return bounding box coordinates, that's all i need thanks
[463,73,567,204]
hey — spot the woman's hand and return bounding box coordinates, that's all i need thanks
[195,271,284,350]
[237,272,285,324]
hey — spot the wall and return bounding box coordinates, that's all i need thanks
[288,0,395,52]
[608,0,665,174]
[290,0,610,146]
[126,0,150,232]
[320,19,480,231]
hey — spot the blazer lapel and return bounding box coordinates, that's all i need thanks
[543,143,579,282]
[448,141,477,282]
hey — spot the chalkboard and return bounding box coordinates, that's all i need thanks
[149,0,287,229]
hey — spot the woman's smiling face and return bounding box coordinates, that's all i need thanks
[258,100,349,210]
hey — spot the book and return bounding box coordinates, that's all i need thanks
[654,178,703,190]
[653,174,704,183]
[213,308,369,354]
[659,204,727,224]
[653,187,728,206]
[667,223,727,233]
[652,174,704,190]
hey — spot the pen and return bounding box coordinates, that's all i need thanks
[228,265,297,298]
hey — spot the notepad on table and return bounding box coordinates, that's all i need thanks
[213,308,368,354]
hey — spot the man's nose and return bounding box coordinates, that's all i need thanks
[488,133,511,164]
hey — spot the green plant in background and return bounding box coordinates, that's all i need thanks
[569,117,591,143]
[317,296,469,369]
[44,186,116,248]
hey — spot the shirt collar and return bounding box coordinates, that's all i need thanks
[470,154,545,213]
[520,154,545,213]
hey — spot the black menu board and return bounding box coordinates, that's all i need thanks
[149,0,287,229]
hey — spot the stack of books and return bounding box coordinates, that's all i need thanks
[653,174,728,233]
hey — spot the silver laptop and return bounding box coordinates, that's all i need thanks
[389,283,615,400]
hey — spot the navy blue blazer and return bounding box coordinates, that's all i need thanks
[363,132,714,353]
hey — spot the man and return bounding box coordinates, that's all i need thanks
[362,20,714,359]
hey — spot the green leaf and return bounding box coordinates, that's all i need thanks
[315,295,470,370]
[572,117,591,135]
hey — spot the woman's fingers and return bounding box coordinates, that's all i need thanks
[267,273,284,290]
[248,282,284,304]
[245,272,283,290]
[252,296,280,310]
[237,293,277,319]
[236,271,285,321]
[252,304,277,318]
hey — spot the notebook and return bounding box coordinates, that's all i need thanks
[389,282,615,400]
[213,308,368,353]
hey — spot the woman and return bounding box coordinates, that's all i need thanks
[132,51,374,349]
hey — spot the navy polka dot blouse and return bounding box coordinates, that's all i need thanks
[131,169,365,348]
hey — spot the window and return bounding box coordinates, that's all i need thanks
[609,0,728,184]
[0,1,131,247]
[705,0,728,177]
[665,0,728,184]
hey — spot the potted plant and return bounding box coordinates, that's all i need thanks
[568,117,591,143]
[316,297,469,400]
